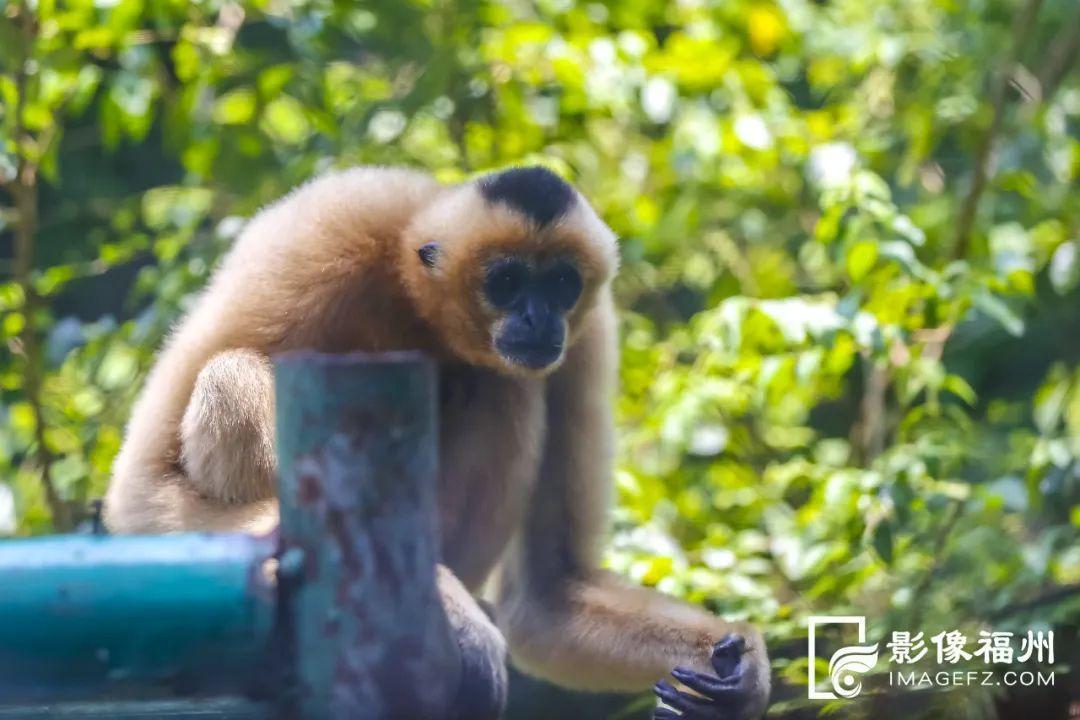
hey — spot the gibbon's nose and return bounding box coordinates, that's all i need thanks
[522,296,551,330]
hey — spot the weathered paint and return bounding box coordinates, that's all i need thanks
[0,532,276,703]
[274,351,459,719]
[0,697,270,719]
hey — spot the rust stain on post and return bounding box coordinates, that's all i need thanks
[274,352,459,719]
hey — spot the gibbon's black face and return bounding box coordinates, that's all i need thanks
[404,165,617,375]
[484,257,583,370]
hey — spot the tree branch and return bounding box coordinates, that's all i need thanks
[910,500,965,628]
[1037,4,1080,100]
[990,584,1080,621]
[951,0,1045,260]
[854,356,889,463]
[8,1,72,531]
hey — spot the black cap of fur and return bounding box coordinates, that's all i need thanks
[478,166,576,227]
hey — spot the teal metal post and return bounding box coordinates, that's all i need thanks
[274,351,458,719]
[0,352,455,718]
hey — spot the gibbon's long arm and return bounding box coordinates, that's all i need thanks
[496,290,770,718]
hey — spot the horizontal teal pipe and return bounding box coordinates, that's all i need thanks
[0,533,276,704]
[0,697,270,719]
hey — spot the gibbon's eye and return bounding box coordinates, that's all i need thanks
[484,260,528,308]
[544,261,583,310]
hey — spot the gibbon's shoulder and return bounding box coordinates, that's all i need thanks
[262,165,443,226]
[224,166,445,264]
[291,165,441,202]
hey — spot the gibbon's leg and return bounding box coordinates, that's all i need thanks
[103,463,279,534]
[179,348,277,504]
[105,349,280,535]
[438,565,508,720]
[495,293,770,720]
[168,348,280,533]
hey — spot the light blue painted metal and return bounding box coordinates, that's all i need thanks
[0,532,276,703]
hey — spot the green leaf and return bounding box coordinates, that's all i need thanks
[872,521,894,564]
[845,240,878,281]
[972,292,1025,337]
[212,88,256,125]
[942,374,977,405]
[261,96,311,145]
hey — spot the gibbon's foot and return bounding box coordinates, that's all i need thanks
[653,635,755,719]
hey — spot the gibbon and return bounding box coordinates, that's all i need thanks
[105,166,770,719]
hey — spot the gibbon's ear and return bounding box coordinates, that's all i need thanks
[418,243,440,269]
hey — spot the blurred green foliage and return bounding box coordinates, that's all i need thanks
[1,0,1078,717]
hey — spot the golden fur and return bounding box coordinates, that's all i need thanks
[104,166,769,717]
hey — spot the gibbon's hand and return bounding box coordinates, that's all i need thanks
[653,635,756,720]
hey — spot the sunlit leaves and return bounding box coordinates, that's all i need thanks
[141,186,213,231]
[212,87,256,125]
[261,95,311,145]
[846,240,879,281]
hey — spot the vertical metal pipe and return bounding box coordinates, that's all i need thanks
[274,351,457,719]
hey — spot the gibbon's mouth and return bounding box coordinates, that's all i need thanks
[496,338,564,370]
